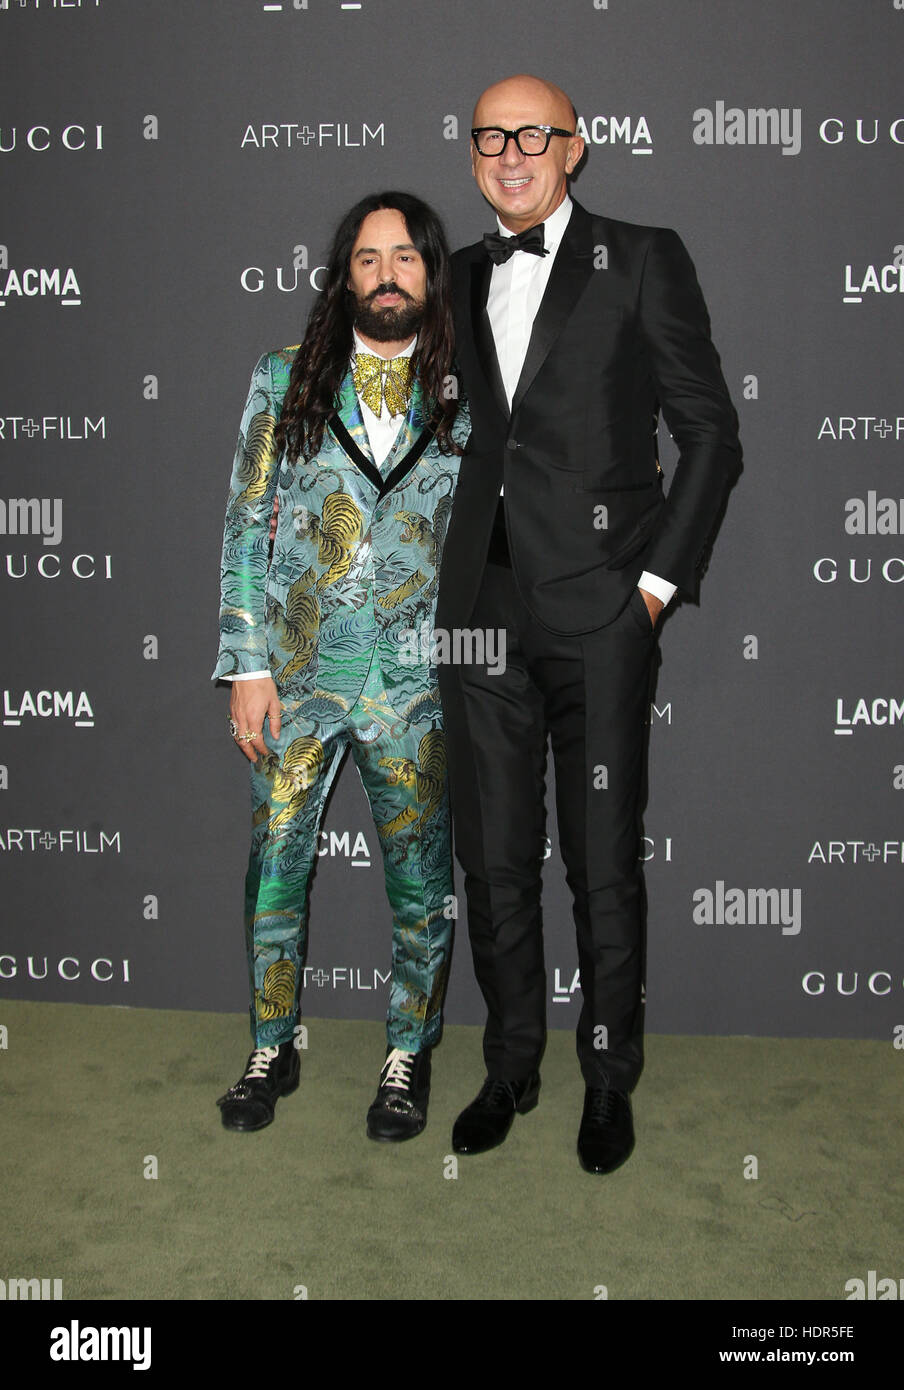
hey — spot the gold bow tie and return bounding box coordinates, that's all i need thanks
[352,352,413,418]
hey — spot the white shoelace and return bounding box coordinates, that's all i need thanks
[380,1048,415,1090]
[244,1046,280,1080]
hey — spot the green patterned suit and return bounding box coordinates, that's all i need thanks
[214,347,466,1051]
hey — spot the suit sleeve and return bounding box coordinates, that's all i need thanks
[212,353,281,680]
[636,228,742,599]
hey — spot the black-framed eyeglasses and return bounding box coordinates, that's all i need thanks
[471,125,574,157]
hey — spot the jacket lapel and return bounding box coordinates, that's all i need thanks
[510,200,596,417]
[334,371,376,464]
[328,369,437,499]
[470,254,511,422]
[328,370,383,492]
[379,380,440,497]
[380,378,424,470]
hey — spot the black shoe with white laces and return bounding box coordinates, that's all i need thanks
[216,1041,300,1132]
[366,1046,431,1142]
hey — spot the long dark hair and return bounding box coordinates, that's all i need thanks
[275,191,459,461]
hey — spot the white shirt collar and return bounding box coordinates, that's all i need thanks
[495,194,572,252]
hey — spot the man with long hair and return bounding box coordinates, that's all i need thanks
[213,191,465,1141]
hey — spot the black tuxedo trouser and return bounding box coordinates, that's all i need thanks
[440,558,660,1093]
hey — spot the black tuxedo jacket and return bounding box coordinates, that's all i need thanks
[436,199,742,636]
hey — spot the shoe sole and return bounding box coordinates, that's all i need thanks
[365,1120,427,1143]
[576,1136,635,1174]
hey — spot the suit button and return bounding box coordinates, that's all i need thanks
[506,439,521,450]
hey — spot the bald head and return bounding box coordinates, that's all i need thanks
[470,73,585,233]
[473,74,577,131]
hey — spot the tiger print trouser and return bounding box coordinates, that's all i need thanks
[243,661,454,1051]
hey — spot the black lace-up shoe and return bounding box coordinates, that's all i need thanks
[577,1086,634,1174]
[366,1046,431,1142]
[217,1041,300,1132]
[451,1072,541,1154]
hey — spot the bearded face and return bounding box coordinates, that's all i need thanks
[351,280,425,343]
[346,208,428,346]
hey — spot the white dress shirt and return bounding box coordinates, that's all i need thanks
[487,195,573,410]
[227,333,416,682]
[352,329,416,467]
[487,195,676,609]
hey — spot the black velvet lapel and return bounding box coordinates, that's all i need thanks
[327,411,438,499]
[380,412,439,497]
[327,413,384,493]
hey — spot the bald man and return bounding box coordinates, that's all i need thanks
[436,75,741,1172]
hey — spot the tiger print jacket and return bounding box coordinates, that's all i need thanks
[213,347,467,722]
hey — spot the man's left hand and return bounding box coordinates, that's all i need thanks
[638,587,664,628]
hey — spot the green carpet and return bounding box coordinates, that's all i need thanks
[0,1000,900,1301]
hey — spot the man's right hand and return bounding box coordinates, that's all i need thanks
[229,677,281,763]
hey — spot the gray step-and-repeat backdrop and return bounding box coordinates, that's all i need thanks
[2,1,901,1042]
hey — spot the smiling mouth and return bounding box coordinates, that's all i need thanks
[498,177,532,189]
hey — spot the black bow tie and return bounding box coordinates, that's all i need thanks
[482,224,547,264]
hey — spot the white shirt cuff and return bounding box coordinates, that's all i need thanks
[223,670,270,681]
[638,572,677,607]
